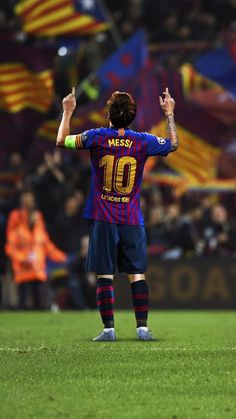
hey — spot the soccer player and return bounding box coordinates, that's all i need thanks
[56,87,179,341]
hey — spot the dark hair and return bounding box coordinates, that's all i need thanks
[106,91,137,128]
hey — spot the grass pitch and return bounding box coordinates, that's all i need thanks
[0,311,235,419]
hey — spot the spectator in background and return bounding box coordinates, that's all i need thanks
[66,156,91,198]
[201,203,236,256]
[0,151,26,213]
[50,193,90,310]
[5,190,67,309]
[164,203,181,248]
[161,203,198,259]
[175,204,202,257]
[52,192,87,252]
[146,207,168,255]
[8,151,24,173]
[50,235,96,310]
[32,150,66,227]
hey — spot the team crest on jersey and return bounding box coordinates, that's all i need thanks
[156,137,166,145]
[81,130,89,143]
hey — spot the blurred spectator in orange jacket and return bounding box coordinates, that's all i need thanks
[5,190,67,309]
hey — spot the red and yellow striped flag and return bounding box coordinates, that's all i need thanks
[37,118,81,141]
[188,179,236,192]
[36,108,106,140]
[151,120,220,183]
[179,63,217,96]
[0,62,54,113]
[15,0,110,37]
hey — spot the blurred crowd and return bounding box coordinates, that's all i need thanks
[1,149,236,310]
[0,150,97,310]
[110,0,236,41]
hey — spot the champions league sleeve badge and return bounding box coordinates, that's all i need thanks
[156,137,166,145]
[81,130,89,144]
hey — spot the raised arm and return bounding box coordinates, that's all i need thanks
[56,87,76,147]
[159,87,179,152]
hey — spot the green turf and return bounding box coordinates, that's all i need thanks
[0,311,235,419]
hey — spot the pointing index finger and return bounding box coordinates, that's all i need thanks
[163,87,170,98]
[72,86,75,96]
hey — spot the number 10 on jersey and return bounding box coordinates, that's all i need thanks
[99,155,137,195]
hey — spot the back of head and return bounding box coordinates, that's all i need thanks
[107,91,137,129]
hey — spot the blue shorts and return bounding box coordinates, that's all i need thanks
[86,221,147,274]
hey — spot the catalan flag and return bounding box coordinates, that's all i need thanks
[143,171,236,194]
[15,0,109,37]
[150,120,220,183]
[36,108,106,141]
[179,63,217,96]
[29,100,107,161]
[37,119,78,141]
[0,64,53,113]
[0,42,55,152]
[187,179,236,193]
[0,42,54,113]
[143,171,187,188]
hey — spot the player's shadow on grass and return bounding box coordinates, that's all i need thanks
[115,337,162,343]
[82,337,163,343]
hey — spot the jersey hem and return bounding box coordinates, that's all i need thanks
[82,215,145,226]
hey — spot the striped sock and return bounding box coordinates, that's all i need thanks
[96,278,114,328]
[131,280,149,328]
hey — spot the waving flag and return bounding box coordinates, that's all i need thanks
[0,42,54,113]
[15,0,109,37]
[151,120,220,183]
[180,47,236,126]
[188,87,236,125]
[0,42,55,152]
[179,63,217,96]
[0,64,53,113]
[187,179,236,193]
[134,67,183,133]
[28,98,107,161]
[194,43,236,98]
[143,171,236,194]
[35,108,106,142]
[97,30,148,92]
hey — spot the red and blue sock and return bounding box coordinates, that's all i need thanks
[131,280,149,328]
[96,278,114,328]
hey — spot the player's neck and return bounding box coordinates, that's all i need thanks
[109,122,125,137]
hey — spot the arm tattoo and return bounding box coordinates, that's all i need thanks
[166,114,179,151]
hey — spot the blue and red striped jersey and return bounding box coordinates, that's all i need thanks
[70,127,172,225]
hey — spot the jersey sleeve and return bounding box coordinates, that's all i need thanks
[145,133,172,157]
[64,129,95,150]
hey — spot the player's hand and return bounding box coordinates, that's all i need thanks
[159,87,175,116]
[62,87,76,116]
